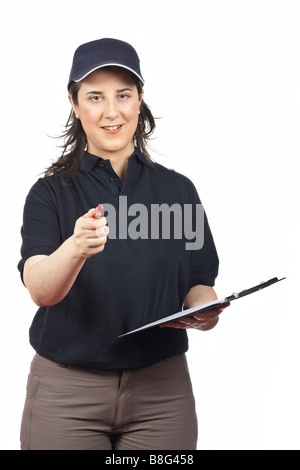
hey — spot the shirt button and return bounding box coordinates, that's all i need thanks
[109,177,115,183]
[100,162,105,167]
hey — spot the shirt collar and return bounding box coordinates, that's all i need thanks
[134,147,150,167]
[79,147,150,173]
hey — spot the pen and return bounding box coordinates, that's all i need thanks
[94,204,104,219]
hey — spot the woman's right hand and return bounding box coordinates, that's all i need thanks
[24,208,109,307]
[73,208,109,259]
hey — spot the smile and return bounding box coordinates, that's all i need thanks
[103,125,121,130]
[102,125,123,134]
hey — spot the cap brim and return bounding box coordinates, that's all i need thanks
[72,63,144,86]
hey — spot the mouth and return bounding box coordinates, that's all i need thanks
[101,124,123,134]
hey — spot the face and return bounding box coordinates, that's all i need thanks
[69,67,144,160]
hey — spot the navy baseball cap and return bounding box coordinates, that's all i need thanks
[68,38,144,90]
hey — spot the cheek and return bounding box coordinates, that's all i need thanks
[80,107,98,124]
[124,103,140,125]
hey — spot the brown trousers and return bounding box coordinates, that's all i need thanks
[20,353,198,450]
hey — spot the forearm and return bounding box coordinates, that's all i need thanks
[184,284,218,309]
[23,209,109,307]
[23,235,86,307]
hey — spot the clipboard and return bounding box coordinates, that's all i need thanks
[119,277,286,337]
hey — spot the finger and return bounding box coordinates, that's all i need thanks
[82,208,97,218]
[216,301,230,311]
[160,321,187,329]
[76,217,107,233]
[192,302,230,321]
[79,235,108,256]
[182,316,219,329]
[215,301,230,312]
[192,311,219,321]
[180,314,220,330]
[197,317,219,331]
[178,317,203,328]
[162,315,206,328]
[96,224,109,239]
[95,217,107,228]
[85,235,108,246]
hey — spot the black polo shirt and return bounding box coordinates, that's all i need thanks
[18,148,219,370]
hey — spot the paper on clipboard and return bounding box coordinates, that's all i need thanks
[119,277,285,337]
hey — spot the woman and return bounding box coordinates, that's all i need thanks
[18,38,229,450]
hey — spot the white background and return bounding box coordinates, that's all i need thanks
[1,0,299,450]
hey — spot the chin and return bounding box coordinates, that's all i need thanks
[103,140,134,154]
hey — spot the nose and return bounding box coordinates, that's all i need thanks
[103,98,119,120]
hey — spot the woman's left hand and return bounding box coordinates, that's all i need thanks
[160,303,230,331]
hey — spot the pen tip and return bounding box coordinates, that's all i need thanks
[95,204,104,218]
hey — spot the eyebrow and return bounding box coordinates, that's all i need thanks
[86,87,134,95]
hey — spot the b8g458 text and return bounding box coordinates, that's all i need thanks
[149,455,193,465]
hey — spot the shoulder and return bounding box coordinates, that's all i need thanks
[149,161,200,199]
[30,168,75,191]
[25,173,63,205]
[151,161,195,184]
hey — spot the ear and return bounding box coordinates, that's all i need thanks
[138,89,145,114]
[68,94,80,118]
[139,89,145,103]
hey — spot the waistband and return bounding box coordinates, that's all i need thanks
[30,353,189,381]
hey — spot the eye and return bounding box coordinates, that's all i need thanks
[118,93,130,101]
[90,95,103,102]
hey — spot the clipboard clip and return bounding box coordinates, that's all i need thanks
[224,277,286,303]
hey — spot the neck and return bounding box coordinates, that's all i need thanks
[110,153,131,182]
[88,143,135,182]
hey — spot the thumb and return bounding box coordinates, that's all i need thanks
[82,208,97,218]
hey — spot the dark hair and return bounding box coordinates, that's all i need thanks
[44,70,156,181]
